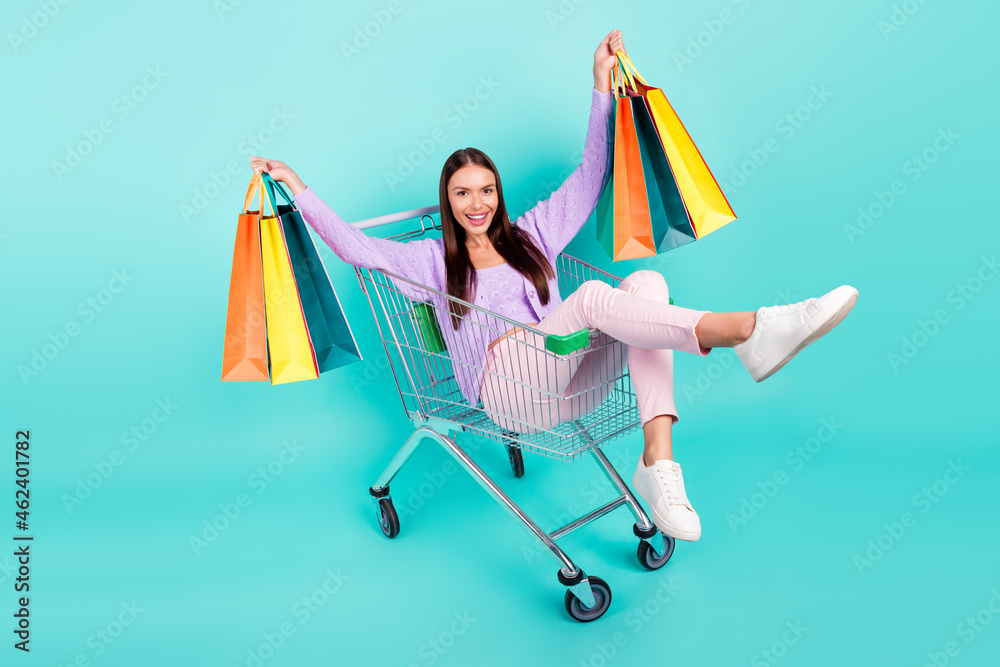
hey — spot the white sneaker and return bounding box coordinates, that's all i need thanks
[734,285,858,382]
[632,458,701,541]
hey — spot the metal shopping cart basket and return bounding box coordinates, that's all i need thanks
[354,206,675,622]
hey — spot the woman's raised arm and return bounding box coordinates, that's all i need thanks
[514,30,623,258]
[249,157,440,290]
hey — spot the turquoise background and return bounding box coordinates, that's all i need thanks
[3,0,998,664]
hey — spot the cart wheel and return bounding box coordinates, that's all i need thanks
[375,497,399,538]
[637,533,675,570]
[564,576,611,622]
[506,443,525,478]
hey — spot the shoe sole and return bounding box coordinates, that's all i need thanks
[649,509,701,541]
[750,286,859,382]
[640,493,701,541]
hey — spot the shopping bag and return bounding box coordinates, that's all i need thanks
[596,59,657,261]
[259,178,320,385]
[617,51,736,237]
[261,173,363,373]
[222,174,269,382]
[628,87,698,253]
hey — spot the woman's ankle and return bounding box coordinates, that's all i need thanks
[696,312,757,348]
[733,311,757,346]
[643,449,673,466]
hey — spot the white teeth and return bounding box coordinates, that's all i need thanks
[467,213,487,220]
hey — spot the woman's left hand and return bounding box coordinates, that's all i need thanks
[593,29,626,94]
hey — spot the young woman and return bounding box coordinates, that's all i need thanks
[249,30,858,544]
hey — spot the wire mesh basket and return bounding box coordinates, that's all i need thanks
[355,252,641,460]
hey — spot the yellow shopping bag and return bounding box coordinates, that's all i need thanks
[618,51,736,238]
[259,191,319,385]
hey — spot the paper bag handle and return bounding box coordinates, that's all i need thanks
[261,172,296,217]
[242,173,264,213]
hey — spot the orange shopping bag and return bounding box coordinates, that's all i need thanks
[221,174,269,381]
[596,58,658,261]
[618,51,736,238]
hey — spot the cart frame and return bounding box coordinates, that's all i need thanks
[352,206,673,622]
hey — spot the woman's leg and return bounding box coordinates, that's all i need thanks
[536,271,711,542]
[479,269,701,435]
[531,271,694,463]
[642,416,673,465]
[538,276,858,384]
[535,276,754,355]
[480,328,575,435]
[696,312,757,348]
[524,271,727,438]
[564,271,684,464]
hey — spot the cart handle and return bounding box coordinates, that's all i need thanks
[412,303,593,357]
[543,294,672,356]
[544,330,592,355]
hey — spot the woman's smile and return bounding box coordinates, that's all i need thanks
[466,211,490,225]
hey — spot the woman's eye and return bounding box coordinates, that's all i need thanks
[484,189,493,194]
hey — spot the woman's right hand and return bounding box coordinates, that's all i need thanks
[249,156,307,195]
[594,30,626,94]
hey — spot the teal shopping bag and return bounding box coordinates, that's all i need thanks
[262,173,364,373]
[628,90,697,252]
[595,99,618,259]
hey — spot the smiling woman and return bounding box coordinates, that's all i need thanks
[246,28,859,545]
[437,147,556,330]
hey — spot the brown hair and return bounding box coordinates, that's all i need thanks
[439,148,555,330]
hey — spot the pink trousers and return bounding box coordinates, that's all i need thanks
[480,270,712,435]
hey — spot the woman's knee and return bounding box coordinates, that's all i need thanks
[577,279,613,299]
[619,270,669,301]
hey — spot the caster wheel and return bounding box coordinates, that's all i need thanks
[637,533,675,570]
[564,576,612,622]
[505,443,524,478]
[375,497,399,538]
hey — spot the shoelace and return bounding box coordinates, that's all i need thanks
[766,298,814,315]
[654,464,690,507]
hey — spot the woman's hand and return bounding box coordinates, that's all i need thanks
[249,156,307,195]
[593,29,626,94]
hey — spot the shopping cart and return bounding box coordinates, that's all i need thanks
[354,206,675,622]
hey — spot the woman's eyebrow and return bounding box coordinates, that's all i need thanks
[451,183,496,191]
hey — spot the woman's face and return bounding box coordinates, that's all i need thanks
[447,164,498,239]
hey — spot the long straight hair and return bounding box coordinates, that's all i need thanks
[439,148,555,330]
